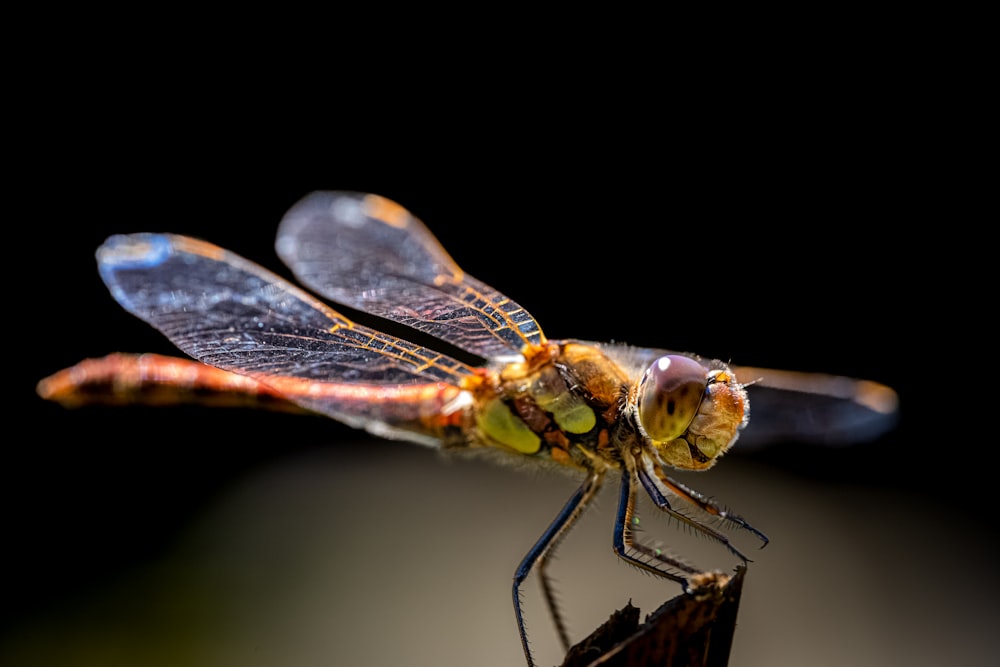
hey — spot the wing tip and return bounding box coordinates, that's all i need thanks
[854,379,899,416]
[97,233,173,271]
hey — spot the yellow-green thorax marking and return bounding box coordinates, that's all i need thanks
[471,342,630,468]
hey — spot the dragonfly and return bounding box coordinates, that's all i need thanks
[37,191,898,666]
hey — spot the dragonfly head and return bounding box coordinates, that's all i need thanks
[634,355,749,471]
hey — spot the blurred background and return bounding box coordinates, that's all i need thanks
[6,54,992,666]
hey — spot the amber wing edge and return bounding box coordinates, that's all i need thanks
[559,566,745,667]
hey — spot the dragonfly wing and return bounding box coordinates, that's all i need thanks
[96,233,477,440]
[275,191,544,362]
[587,341,898,449]
[731,366,899,448]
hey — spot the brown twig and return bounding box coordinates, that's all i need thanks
[559,566,746,667]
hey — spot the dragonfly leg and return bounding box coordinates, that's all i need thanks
[613,467,701,584]
[642,459,769,550]
[513,469,603,667]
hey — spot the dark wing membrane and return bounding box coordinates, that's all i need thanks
[589,341,899,449]
[731,366,899,448]
[96,233,477,425]
[275,191,544,361]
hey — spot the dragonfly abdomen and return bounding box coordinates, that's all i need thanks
[36,353,306,412]
[38,352,473,449]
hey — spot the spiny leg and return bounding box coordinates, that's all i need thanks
[513,469,603,667]
[635,468,752,563]
[642,458,769,549]
[536,554,570,653]
[613,467,701,584]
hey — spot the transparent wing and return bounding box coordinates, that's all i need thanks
[730,366,899,448]
[275,191,545,362]
[591,341,899,449]
[96,233,477,438]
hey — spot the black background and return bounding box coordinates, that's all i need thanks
[7,63,988,664]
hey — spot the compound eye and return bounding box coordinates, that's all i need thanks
[637,355,708,442]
